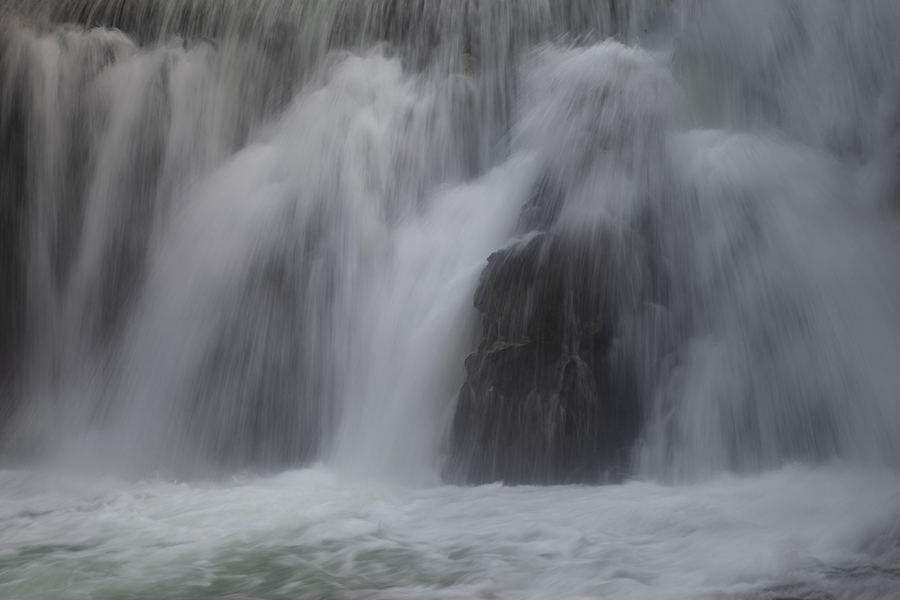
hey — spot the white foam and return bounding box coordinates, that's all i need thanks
[1,463,898,599]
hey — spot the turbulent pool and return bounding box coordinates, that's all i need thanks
[2,465,900,600]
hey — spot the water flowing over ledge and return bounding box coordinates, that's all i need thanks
[3,0,900,598]
[3,0,900,484]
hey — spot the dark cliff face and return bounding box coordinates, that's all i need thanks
[447,179,668,485]
[445,43,674,485]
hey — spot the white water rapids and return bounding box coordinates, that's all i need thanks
[2,0,900,598]
[2,464,900,599]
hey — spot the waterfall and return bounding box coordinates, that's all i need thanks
[1,0,900,486]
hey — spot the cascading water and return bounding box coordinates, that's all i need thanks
[2,1,900,598]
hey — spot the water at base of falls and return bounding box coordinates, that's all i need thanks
[3,0,900,598]
[2,464,900,600]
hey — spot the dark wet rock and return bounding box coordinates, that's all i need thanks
[447,194,666,484]
[516,175,566,234]
[444,40,674,485]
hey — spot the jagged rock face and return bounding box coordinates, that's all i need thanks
[446,43,673,485]
[448,198,667,484]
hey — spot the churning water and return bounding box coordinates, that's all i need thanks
[3,464,900,600]
[2,0,900,598]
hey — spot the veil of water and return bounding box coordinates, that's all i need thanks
[2,1,900,598]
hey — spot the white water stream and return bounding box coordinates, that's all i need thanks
[2,1,900,598]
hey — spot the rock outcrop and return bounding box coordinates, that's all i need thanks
[446,43,674,484]
[447,178,667,484]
